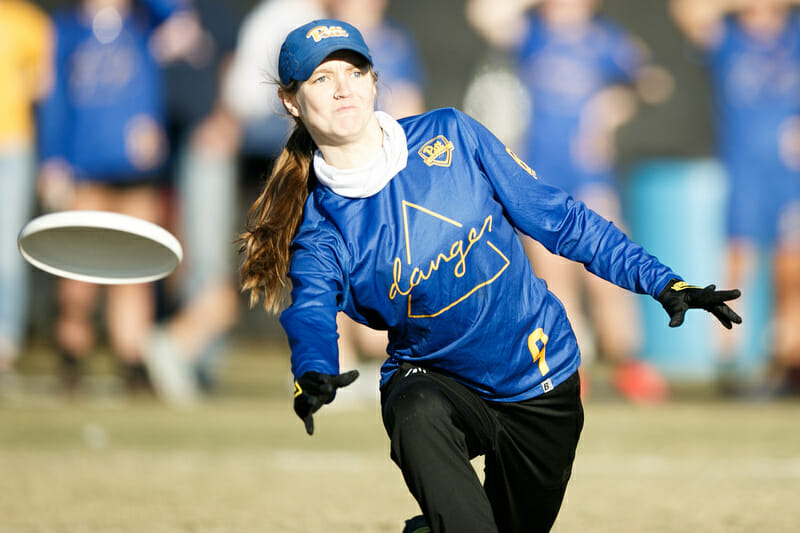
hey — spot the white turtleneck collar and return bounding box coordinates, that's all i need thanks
[313,111,408,198]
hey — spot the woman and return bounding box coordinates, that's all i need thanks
[239,19,742,533]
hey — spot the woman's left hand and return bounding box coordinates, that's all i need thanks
[658,279,742,329]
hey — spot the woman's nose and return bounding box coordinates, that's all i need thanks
[334,75,352,99]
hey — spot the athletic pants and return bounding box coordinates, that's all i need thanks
[381,363,583,533]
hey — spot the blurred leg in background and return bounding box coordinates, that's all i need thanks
[769,166,800,394]
[0,148,36,394]
[55,182,161,394]
[0,0,51,396]
[145,116,241,406]
[144,0,244,406]
[771,117,800,394]
[772,241,800,393]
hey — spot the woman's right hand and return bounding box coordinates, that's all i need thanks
[293,370,360,435]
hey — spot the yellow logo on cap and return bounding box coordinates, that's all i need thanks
[306,25,349,42]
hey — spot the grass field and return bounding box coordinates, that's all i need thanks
[2,340,799,532]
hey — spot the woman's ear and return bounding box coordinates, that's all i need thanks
[279,89,301,118]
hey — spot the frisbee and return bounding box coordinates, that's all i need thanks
[18,210,183,284]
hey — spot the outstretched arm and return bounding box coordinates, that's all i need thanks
[458,109,744,328]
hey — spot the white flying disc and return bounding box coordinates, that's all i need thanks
[18,210,183,284]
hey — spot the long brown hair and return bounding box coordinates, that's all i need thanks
[238,81,316,312]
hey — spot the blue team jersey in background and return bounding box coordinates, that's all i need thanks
[281,108,678,402]
[38,0,184,182]
[707,15,800,244]
[513,13,645,195]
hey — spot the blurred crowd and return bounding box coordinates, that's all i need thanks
[1,0,799,405]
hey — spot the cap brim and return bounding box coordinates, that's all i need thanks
[293,44,372,83]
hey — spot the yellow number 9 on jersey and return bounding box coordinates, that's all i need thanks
[527,328,550,376]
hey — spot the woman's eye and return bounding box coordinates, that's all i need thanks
[313,75,328,84]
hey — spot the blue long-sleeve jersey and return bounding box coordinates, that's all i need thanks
[281,108,679,402]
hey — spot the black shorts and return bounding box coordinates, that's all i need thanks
[381,362,584,533]
[76,174,164,190]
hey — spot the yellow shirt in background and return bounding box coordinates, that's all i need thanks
[0,0,51,148]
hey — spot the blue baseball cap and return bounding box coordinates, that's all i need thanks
[278,19,373,86]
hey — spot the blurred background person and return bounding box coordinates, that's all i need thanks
[467,0,675,402]
[328,0,427,403]
[36,0,193,395]
[221,0,328,162]
[0,0,52,395]
[671,0,800,395]
[143,0,243,406]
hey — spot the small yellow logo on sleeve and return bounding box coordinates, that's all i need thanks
[506,148,537,179]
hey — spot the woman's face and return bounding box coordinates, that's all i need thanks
[282,51,377,148]
[541,0,598,23]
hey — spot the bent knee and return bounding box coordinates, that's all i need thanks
[382,376,454,433]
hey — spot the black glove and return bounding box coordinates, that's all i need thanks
[658,279,742,329]
[293,370,360,435]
